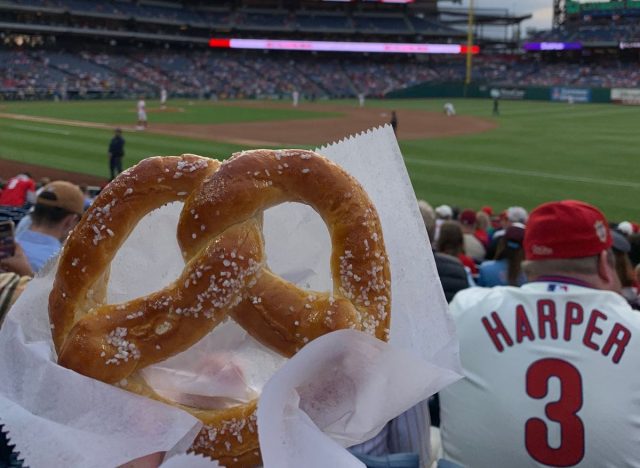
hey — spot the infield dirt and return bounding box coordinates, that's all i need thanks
[148,101,497,146]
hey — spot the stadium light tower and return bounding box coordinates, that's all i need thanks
[465,0,474,87]
[553,0,565,28]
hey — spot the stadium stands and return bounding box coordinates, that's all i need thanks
[5,50,640,99]
[3,47,640,100]
[531,15,640,43]
[2,0,640,100]
[0,0,462,36]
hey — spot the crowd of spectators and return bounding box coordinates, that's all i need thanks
[531,16,640,43]
[3,171,635,307]
[3,0,455,36]
[506,61,640,89]
[3,48,640,100]
[419,200,640,311]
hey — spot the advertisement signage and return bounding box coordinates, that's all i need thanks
[551,87,591,103]
[493,88,526,100]
[611,88,640,105]
[619,42,640,49]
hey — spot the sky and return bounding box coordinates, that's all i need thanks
[445,0,554,31]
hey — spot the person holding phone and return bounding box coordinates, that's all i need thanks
[16,181,84,273]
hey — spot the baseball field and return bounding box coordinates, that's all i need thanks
[0,98,638,221]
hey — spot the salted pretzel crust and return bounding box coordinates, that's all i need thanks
[50,150,391,468]
[50,155,220,353]
[178,149,391,356]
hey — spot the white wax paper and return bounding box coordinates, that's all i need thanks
[0,125,461,467]
[258,330,461,468]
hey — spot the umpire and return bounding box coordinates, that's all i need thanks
[108,128,125,180]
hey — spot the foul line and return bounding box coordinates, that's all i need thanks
[9,123,71,135]
[0,112,288,145]
[405,157,640,189]
[0,112,116,130]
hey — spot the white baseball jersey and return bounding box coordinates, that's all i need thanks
[137,99,147,120]
[441,280,640,467]
[444,103,455,116]
[160,88,167,103]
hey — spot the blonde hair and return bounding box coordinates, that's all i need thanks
[476,211,490,231]
[418,200,436,240]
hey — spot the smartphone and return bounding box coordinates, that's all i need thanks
[0,220,16,260]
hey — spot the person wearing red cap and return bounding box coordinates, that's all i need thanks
[0,173,35,208]
[440,200,640,467]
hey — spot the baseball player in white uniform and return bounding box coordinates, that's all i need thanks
[443,102,456,117]
[136,97,147,130]
[160,87,167,109]
[440,200,640,467]
[292,90,299,107]
[358,92,365,108]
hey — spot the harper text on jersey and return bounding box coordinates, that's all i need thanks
[481,299,631,363]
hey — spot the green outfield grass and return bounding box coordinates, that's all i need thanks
[0,99,339,124]
[378,98,640,222]
[0,98,638,221]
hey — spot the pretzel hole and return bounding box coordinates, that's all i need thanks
[107,202,184,304]
[262,202,332,292]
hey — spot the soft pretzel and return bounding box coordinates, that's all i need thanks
[49,150,391,467]
[49,155,266,465]
[178,149,391,356]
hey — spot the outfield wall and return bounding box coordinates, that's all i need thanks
[386,82,616,104]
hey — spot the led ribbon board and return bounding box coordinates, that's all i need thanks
[209,38,479,54]
[620,42,640,49]
[523,42,583,51]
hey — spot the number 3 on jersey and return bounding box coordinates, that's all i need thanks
[525,358,585,466]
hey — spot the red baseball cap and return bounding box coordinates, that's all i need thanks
[481,205,493,216]
[524,200,612,260]
[459,209,477,226]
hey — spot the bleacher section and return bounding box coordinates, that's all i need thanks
[296,13,353,32]
[535,1,640,43]
[351,14,411,34]
[0,0,462,36]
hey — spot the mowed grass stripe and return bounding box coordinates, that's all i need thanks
[407,166,635,222]
[0,118,246,177]
[401,134,637,184]
[9,124,72,135]
[0,99,341,125]
[405,157,640,189]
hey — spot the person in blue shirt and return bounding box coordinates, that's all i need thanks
[478,225,527,287]
[16,181,84,273]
